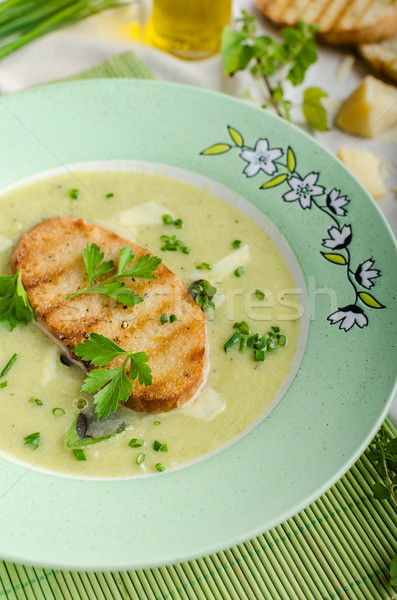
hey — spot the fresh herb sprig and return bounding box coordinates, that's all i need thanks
[221,12,328,130]
[67,243,161,306]
[73,333,152,420]
[368,429,397,586]
[0,271,35,331]
[0,0,131,61]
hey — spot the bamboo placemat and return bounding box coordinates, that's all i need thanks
[0,50,396,600]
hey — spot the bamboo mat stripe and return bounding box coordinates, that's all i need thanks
[1,51,396,599]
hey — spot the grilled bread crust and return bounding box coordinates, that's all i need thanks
[359,35,397,84]
[256,0,397,45]
[10,218,207,413]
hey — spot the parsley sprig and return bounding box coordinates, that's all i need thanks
[73,333,152,420]
[0,271,35,330]
[221,12,328,130]
[67,243,161,306]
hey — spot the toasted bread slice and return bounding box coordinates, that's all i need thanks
[10,218,207,413]
[359,35,397,84]
[256,0,397,45]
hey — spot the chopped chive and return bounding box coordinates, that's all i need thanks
[29,397,43,406]
[136,452,145,465]
[23,432,40,450]
[0,353,18,378]
[160,313,168,325]
[254,289,266,300]
[174,218,183,228]
[0,381,7,389]
[128,438,145,448]
[153,440,168,452]
[232,240,241,249]
[162,214,173,225]
[234,266,244,277]
[155,463,165,472]
[224,331,242,352]
[196,262,213,270]
[52,407,65,416]
[233,321,250,335]
[69,188,80,200]
[254,349,266,362]
[277,334,287,347]
[271,326,280,333]
[170,314,177,323]
[247,333,259,347]
[73,449,87,461]
[239,336,248,353]
[153,420,161,426]
[182,246,191,254]
[105,192,114,198]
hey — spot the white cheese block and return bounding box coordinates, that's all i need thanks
[336,75,397,138]
[337,147,387,200]
[119,202,174,229]
[181,385,225,421]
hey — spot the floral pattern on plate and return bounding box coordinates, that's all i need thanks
[201,126,385,332]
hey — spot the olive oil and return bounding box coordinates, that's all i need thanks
[146,0,232,59]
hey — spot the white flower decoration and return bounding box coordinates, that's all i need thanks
[326,188,349,216]
[322,225,352,249]
[240,139,283,177]
[283,172,325,209]
[355,259,380,289]
[328,305,368,332]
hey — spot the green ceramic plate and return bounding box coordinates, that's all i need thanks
[0,80,395,571]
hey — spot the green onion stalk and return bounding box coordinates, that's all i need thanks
[0,0,134,60]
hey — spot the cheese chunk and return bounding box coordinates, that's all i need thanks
[337,147,387,200]
[336,75,397,138]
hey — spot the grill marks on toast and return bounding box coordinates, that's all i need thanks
[10,217,208,413]
[256,0,397,44]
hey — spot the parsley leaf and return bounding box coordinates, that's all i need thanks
[0,270,35,330]
[67,243,161,306]
[302,87,329,131]
[73,333,152,420]
[221,12,327,130]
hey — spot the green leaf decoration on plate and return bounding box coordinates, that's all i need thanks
[200,144,231,156]
[227,126,244,147]
[261,174,288,189]
[321,253,346,265]
[358,292,385,309]
[286,146,296,172]
[201,125,386,332]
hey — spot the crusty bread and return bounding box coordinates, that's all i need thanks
[359,35,397,84]
[256,0,397,45]
[10,218,207,413]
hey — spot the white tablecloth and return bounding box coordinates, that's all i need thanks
[0,0,396,423]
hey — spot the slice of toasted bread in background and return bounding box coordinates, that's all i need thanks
[359,35,397,84]
[256,0,397,45]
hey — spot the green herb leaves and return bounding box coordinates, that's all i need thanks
[368,429,397,504]
[221,12,327,130]
[67,243,161,306]
[0,271,35,331]
[73,333,152,420]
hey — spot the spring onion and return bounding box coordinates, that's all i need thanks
[0,0,131,61]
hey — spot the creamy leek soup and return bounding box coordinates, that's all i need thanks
[0,165,303,478]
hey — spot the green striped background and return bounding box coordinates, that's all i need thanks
[1,52,396,599]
